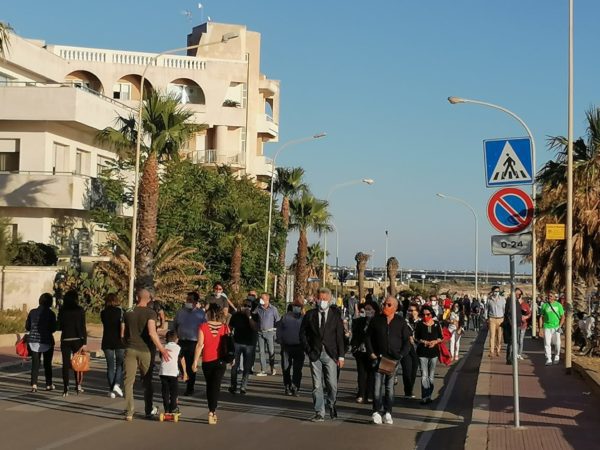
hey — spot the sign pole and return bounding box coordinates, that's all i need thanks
[509,255,521,428]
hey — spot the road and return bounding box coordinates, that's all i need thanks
[0,330,484,450]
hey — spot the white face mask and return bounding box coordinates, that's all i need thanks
[184,302,193,309]
[259,299,265,306]
[319,300,330,311]
[359,311,366,318]
[432,301,437,306]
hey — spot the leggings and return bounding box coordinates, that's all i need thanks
[202,360,226,413]
[61,339,84,390]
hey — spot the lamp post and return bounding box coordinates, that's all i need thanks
[384,230,389,291]
[322,178,374,285]
[448,96,539,336]
[263,133,327,292]
[128,32,240,308]
[436,193,479,300]
[330,219,340,299]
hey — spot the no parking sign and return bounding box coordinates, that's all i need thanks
[487,187,533,233]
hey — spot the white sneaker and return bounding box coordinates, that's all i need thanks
[372,412,382,425]
[545,360,552,366]
[383,412,393,425]
[256,372,268,377]
[516,355,524,360]
[271,369,277,376]
[109,391,116,399]
[553,357,560,365]
[113,384,123,397]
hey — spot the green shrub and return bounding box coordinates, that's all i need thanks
[0,309,28,334]
[12,242,58,266]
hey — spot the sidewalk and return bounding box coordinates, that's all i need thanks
[466,333,600,450]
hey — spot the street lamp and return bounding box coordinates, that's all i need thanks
[436,193,479,300]
[330,219,340,299]
[127,31,240,308]
[448,95,539,333]
[263,133,327,291]
[322,178,374,285]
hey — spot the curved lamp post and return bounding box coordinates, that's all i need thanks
[127,32,240,308]
[436,193,479,300]
[448,95,538,332]
[322,178,374,286]
[263,133,327,292]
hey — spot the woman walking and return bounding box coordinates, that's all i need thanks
[26,293,57,392]
[101,293,125,398]
[400,302,420,398]
[58,290,87,397]
[351,301,377,403]
[414,305,443,404]
[448,301,464,361]
[192,304,230,425]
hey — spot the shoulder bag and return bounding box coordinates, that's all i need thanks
[377,356,397,376]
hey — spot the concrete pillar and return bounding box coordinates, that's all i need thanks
[215,125,227,162]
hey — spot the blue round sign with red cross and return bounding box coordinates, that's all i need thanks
[487,187,534,233]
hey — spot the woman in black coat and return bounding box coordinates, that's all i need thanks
[350,301,378,403]
[26,293,57,392]
[58,290,87,396]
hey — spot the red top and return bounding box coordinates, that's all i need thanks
[519,302,532,330]
[199,322,229,363]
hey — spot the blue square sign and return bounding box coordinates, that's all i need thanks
[484,137,533,188]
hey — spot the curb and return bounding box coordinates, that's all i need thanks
[573,359,600,398]
[464,329,490,450]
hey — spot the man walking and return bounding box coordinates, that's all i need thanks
[366,296,410,425]
[277,302,305,396]
[539,291,565,365]
[301,288,345,422]
[123,288,171,421]
[174,291,206,396]
[229,297,259,394]
[485,286,506,357]
[256,292,280,376]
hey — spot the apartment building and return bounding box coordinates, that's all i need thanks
[0,22,280,258]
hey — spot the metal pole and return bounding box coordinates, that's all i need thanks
[565,0,574,373]
[385,230,389,293]
[509,255,521,427]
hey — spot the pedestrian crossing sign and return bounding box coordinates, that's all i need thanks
[484,137,533,188]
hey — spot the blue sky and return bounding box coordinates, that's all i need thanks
[3,1,598,273]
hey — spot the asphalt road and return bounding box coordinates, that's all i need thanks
[0,330,484,450]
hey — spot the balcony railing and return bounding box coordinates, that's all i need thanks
[185,149,245,167]
[51,45,207,70]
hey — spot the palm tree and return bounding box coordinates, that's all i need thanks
[0,22,12,57]
[355,252,370,300]
[98,91,203,291]
[273,167,308,300]
[307,242,326,296]
[216,203,261,297]
[289,194,331,303]
[386,257,399,297]
[535,107,600,314]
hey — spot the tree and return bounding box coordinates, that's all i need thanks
[273,167,308,300]
[355,252,370,300]
[535,107,600,314]
[289,194,331,303]
[307,242,325,296]
[0,22,12,58]
[98,91,203,291]
[386,257,399,297]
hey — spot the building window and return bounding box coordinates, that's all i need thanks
[6,224,18,242]
[97,155,114,175]
[240,127,247,157]
[242,83,247,109]
[51,225,69,254]
[112,82,131,100]
[0,138,20,172]
[52,142,69,173]
[75,149,90,175]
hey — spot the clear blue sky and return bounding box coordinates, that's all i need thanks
[3,1,599,273]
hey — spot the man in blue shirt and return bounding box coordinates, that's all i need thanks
[174,292,206,395]
[256,292,280,376]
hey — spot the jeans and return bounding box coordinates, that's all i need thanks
[309,350,338,415]
[281,344,305,390]
[258,330,276,372]
[373,363,397,414]
[160,375,178,413]
[400,346,418,396]
[488,317,504,355]
[178,340,197,393]
[231,343,255,390]
[543,328,561,362]
[354,352,375,400]
[104,348,124,390]
[202,360,226,413]
[517,328,526,356]
[472,314,481,331]
[30,347,53,386]
[61,339,84,390]
[124,348,154,417]
[419,357,437,400]
[464,314,470,331]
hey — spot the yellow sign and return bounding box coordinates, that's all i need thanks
[546,224,566,240]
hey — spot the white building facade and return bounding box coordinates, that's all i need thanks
[0,22,280,258]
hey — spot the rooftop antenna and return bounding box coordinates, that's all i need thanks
[181,10,192,22]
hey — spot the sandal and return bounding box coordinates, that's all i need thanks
[31,384,37,393]
[208,412,217,425]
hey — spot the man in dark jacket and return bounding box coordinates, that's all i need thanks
[300,288,345,422]
[366,296,411,425]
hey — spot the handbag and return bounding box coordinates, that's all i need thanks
[219,326,235,364]
[71,349,90,372]
[16,335,29,359]
[377,356,397,376]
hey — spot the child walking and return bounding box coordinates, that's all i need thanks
[160,331,182,414]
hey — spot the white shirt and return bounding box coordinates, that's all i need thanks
[159,342,181,377]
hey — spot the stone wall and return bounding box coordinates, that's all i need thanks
[0,266,57,311]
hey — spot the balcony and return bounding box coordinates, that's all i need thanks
[186,149,245,170]
[257,114,279,139]
[259,79,279,97]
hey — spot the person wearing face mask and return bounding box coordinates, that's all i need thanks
[174,292,206,396]
[276,302,305,396]
[399,302,420,399]
[208,282,237,317]
[300,288,346,422]
[448,301,464,361]
[256,293,280,376]
[429,295,440,318]
[228,298,259,394]
[350,302,378,403]
[485,286,507,358]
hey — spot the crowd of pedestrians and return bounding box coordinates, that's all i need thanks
[22,282,570,426]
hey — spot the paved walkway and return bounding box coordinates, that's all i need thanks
[466,332,600,450]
